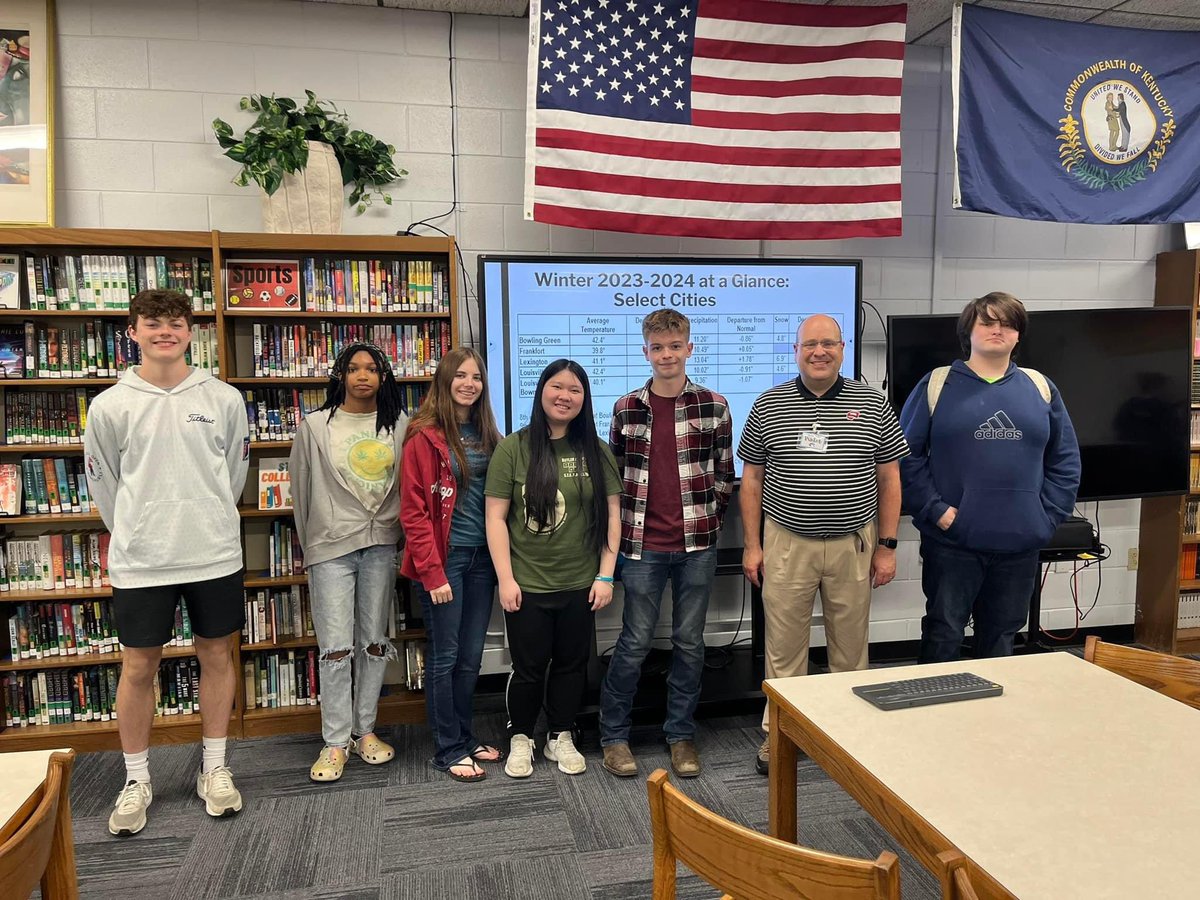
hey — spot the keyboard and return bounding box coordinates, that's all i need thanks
[852,672,1003,711]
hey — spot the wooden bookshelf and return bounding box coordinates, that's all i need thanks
[1137,249,1200,654]
[0,228,455,749]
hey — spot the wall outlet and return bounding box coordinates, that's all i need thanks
[1127,548,1139,571]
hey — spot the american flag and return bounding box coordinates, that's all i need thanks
[524,0,906,240]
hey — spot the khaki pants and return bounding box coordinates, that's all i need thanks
[761,516,876,730]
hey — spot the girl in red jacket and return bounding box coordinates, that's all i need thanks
[400,347,505,782]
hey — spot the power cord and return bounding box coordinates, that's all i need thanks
[857,299,890,392]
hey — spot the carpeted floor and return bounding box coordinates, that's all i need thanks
[61,710,942,899]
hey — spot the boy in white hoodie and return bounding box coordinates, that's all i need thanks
[84,289,250,836]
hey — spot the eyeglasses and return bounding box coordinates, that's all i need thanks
[797,340,844,351]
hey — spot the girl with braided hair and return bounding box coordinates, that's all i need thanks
[290,342,409,782]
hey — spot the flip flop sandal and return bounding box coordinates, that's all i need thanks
[350,734,395,765]
[471,743,506,763]
[448,758,486,783]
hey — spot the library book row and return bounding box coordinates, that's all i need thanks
[0,321,217,382]
[1179,592,1200,629]
[1190,457,1200,493]
[1191,411,1200,444]
[244,585,313,646]
[244,384,427,443]
[1,252,216,313]
[3,657,199,728]
[2,388,98,446]
[6,598,190,663]
[1180,545,1200,581]
[0,531,109,595]
[1185,498,1200,536]
[244,642,426,711]
[0,457,96,518]
[249,320,451,379]
[252,257,451,314]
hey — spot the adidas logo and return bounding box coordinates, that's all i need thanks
[974,410,1022,440]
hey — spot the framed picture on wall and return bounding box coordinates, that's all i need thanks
[0,0,54,227]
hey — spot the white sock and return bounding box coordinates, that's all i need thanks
[201,736,227,775]
[123,749,150,785]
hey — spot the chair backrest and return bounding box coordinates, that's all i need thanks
[0,750,76,900]
[1084,636,1200,710]
[646,769,900,900]
[936,851,982,900]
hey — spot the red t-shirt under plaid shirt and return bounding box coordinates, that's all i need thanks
[609,378,735,560]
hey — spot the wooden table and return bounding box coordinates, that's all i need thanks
[0,748,77,898]
[765,652,1200,900]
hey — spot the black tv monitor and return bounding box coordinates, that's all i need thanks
[887,308,1191,502]
[480,256,862,477]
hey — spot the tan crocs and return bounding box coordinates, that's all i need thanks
[350,733,395,765]
[310,746,347,782]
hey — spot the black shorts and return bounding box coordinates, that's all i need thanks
[112,569,245,648]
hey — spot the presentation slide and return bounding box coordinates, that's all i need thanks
[481,257,861,475]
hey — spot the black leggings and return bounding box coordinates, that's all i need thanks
[504,587,593,736]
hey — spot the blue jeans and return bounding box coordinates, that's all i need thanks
[918,537,1039,663]
[416,545,497,770]
[599,547,718,745]
[307,544,398,748]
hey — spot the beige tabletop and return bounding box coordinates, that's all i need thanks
[0,748,66,831]
[766,652,1200,900]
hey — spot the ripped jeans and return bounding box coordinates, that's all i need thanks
[308,544,398,748]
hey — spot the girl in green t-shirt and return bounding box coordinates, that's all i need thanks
[485,359,621,779]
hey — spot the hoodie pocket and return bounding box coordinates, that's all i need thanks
[125,498,239,565]
[955,488,1054,552]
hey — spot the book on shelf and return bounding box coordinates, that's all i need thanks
[21,253,214,312]
[257,457,292,510]
[1180,592,1200,630]
[225,259,302,310]
[0,463,19,515]
[0,325,23,378]
[0,254,20,309]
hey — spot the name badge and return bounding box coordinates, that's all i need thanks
[797,427,829,453]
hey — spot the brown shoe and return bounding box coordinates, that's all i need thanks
[602,742,638,777]
[670,740,701,778]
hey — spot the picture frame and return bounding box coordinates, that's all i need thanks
[0,0,54,227]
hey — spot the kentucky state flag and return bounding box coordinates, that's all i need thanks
[952,5,1200,224]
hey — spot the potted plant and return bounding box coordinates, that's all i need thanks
[212,91,406,233]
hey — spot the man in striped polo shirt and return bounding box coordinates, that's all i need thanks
[738,314,908,775]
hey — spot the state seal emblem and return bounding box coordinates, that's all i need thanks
[1057,59,1174,191]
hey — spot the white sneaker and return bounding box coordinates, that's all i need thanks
[544,730,586,775]
[108,780,152,836]
[505,734,535,779]
[196,765,243,817]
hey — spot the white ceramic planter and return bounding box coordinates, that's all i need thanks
[261,141,343,234]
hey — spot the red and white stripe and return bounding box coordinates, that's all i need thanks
[525,0,907,240]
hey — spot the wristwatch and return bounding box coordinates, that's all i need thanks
[878,537,898,549]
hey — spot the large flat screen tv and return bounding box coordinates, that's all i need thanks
[888,308,1191,501]
[480,256,862,476]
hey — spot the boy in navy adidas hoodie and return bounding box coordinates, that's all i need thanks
[900,293,1080,663]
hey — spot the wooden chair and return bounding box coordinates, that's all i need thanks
[647,768,899,900]
[0,750,79,900]
[1083,636,1200,710]
[936,851,981,900]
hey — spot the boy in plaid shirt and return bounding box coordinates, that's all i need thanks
[599,309,734,779]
